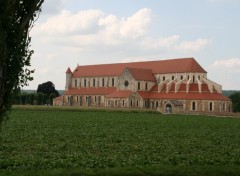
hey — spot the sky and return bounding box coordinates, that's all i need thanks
[25,0,240,90]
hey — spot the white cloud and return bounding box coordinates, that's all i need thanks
[34,10,104,35]
[207,58,240,90]
[139,35,180,49]
[27,8,213,89]
[175,38,210,52]
[210,58,240,71]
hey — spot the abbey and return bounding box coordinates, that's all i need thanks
[54,58,232,114]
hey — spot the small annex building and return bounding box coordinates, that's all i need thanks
[53,58,232,114]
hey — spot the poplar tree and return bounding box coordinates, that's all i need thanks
[0,0,44,124]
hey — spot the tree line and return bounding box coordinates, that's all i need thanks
[12,81,60,106]
[229,92,240,112]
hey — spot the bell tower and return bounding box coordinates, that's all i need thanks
[65,67,72,91]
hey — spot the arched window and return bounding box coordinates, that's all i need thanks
[130,100,133,107]
[75,79,77,87]
[76,96,79,102]
[145,82,148,90]
[102,78,105,87]
[93,79,95,87]
[181,75,183,80]
[172,76,174,80]
[193,75,195,83]
[192,101,196,111]
[163,76,165,81]
[156,101,159,107]
[136,100,139,107]
[210,102,213,111]
[84,79,87,87]
[122,100,125,107]
[112,78,114,87]
[138,82,140,90]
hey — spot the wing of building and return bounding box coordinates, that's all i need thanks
[54,57,232,114]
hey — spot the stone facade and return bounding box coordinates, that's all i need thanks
[54,58,232,114]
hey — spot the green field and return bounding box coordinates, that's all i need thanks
[0,107,240,175]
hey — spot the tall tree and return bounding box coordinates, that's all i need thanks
[37,81,59,97]
[0,0,44,123]
[229,92,240,112]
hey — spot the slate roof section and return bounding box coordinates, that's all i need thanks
[72,58,207,78]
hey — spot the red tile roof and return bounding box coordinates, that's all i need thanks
[127,68,156,82]
[106,90,133,98]
[72,58,206,78]
[137,91,230,101]
[53,96,63,101]
[64,87,117,95]
[66,67,72,74]
[151,85,158,91]
[189,83,199,92]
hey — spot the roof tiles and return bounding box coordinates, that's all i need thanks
[72,58,206,78]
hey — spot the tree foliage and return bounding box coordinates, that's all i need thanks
[0,0,44,124]
[229,92,240,112]
[37,81,59,98]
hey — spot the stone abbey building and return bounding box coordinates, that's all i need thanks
[54,58,232,114]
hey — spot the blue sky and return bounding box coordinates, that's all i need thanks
[26,0,240,90]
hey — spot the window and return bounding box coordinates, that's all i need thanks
[138,82,140,90]
[172,76,174,80]
[130,100,133,107]
[84,79,87,87]
[102,78,105,87]
[76,96,79,102]
[156,101,159,107]
[115,100,118,106]
[108,100,111,106]
[181,75,183,80]
[163,76,165,81]
[223,102,226,111]
[112,78,114,87]
[136,100,139,107]
[192,101,196,111]
[95,96,97,102]
[124,80,129,87]
[122,100,125,107]
[93,79,96,87]
[75,79,77,87]
[145,82,148,90]
[193,76,195,83]
[210,102,213,111]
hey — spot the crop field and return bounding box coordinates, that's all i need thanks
[0,107,240,175]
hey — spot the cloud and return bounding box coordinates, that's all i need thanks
[209,58,240,71]
[28,8,212,89]
[34,10,104,35]
[32,8,210,53]
[139,35,180,49]
[175,38,211,52]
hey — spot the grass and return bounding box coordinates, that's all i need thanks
[0,106,240,175]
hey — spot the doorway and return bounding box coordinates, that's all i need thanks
[165,103,172,113]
